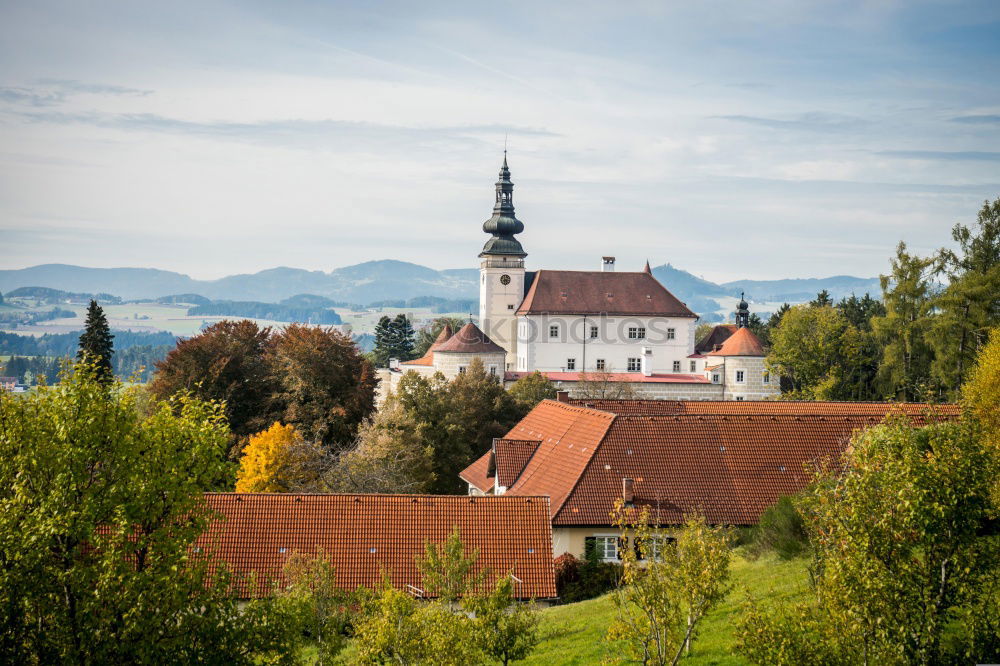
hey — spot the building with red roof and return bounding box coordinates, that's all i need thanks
[379,157,778,402]
[197,493,557,600]
[460,397,958,560]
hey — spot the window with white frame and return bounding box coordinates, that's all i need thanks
[636,535,675,561]
[549,324,559,338]
[763,371,770,383]
[690,360,696,372]
[566,358,576,370]
[735,370,745,383]
[458,366,467,374]
[596,359,606,370]
[586,536,620,561]
[712,373,720,383]
[627,357,641,372]
[628,326,646,339]
[673,360,681,372]
[736,396,745,401]
[489,365,497,376]
[667,328,675,340]
[590,325,599,339]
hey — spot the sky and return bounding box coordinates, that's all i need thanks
[1,1,998,283]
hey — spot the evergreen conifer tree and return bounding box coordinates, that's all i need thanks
[390,313,415,361]
[77,300,114,382]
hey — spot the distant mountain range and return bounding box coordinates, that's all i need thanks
[0,261,881,313]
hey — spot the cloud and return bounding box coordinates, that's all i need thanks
[0,87,65,106]
[35,78,153,97]
[0,80,152,109]
[876,150,1000,162]
[950,114,1000,125]
[711,112,866,131]
[13,110,559,150]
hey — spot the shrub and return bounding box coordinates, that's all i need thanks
[749,495,808,560]
[556,549,621,603]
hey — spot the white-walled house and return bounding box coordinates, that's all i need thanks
[378,156,779,402]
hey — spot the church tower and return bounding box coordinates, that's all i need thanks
[479,153,526,367]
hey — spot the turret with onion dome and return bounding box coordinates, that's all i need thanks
[480,152,527,258]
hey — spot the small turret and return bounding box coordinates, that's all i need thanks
[735,292,750,329]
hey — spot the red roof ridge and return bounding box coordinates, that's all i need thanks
[434,322,506,354]
[706,326,766,357]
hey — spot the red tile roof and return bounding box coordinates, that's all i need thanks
[564,399,960,417]
[434,322,506,354]
[474,399,959,529]
[197,493,556,599]
[460,452,494,493]
[494,439,541,487]
[400,324,454,366]
[462,400,615,516]
[706,327,766,357]
[504,371,710,384]
[694,325,736,354]
[516,270,697,317]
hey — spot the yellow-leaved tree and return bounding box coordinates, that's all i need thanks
[236,422,303,492]
[963,326,1000,443]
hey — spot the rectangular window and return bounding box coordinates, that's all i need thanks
[590,325,599,339]
[763,371,770,384]
[627,327,646,339]
[627,357,641,372]
[458,366,467,374]
[667,328,675,340]
[586,536,619,561]
[636,536,675,561]
[489,365,497,376]
[736,370,745,383]
[672,360,681,372]
[507,304,514,310]
[596,359,606,370]
[566,358,576,370]
[549,325,559,338]
[736,396,745,401]
[690,360,696,372]
[712,373,720,383]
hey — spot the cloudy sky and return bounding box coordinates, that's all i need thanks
[1,1,998,282]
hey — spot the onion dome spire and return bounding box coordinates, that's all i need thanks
[480,151,527,258]
[735,291,750,328]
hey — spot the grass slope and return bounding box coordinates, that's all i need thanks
[523,553,810,666]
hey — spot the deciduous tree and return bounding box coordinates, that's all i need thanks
[467,575,540,666]
[736,418,1000,665]
[507,370,557,414]
[0,362,296,663]
[270,323,378,450]
[150,320,278,449]
[606,505,731,666]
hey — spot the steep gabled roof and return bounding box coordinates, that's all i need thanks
[706,327,766,357]
[481,400,959,528]
[494,439,541,487]
[694,324,737,354]
[460,400,615,516]
[434,322,506,354]
[401,324,454,366]
[516,270,697,317]
[197,493,556,599]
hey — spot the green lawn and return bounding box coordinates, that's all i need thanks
[523,552,811,666]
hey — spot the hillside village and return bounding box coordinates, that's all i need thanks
[4,155,1000,664]
[3,2,1000,661]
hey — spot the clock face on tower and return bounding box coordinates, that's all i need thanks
[499,274,511,286]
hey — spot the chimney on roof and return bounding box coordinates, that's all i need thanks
[641,346,653,377]
[622,478,635,506]
[602,256,616,272]
[555,390,570,403]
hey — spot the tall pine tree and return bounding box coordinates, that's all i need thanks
[77,300,114,383]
